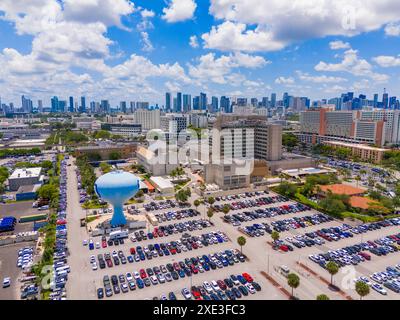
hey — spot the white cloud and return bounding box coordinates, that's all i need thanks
[204,0,400,52]
[329,40,351,50]
[140,32,154,52]
[385,23,400,36]
[296,71,348,83]
[188,52,268,85]
[275,77,295,85]
[373,55,400,67]
[202,21,286,52]
[189,35,199,48]
[63,0,134,29]
[315,49,389,82]
[141,9,155,19]
[162,0,197,23]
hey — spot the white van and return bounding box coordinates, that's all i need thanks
[109,230,129,240]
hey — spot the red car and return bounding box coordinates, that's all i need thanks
[191,265,198,274]
[280,245,289,252]
[242,273,253,282]
[130,247,136,255]
[56,220,66,225]
[101,241,107,248]
[191,286,201,298]
[106,259,113,268]
[217,280,227,290]
[139,269,147,279]
[173,262,180,271]
[192,243,198,249]
[359,252,371,261]
[170,248,177,255]
[152,231,158,238]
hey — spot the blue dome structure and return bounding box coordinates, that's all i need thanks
[94,170,140,227]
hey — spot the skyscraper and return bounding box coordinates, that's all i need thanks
[271,93,277,108]
[200,92,207,110]
[51,96,59,113]
[165,92,171,111]
[220,96,231,113]
[373,94,379,108]
[81,96,86,113]
[120,101,127,113]
[38,100,43,113]
[69,96,74,112]
[176,92,182,112]
[193,96,200,110]
[383,92,389,109]
[183,94,191,112]
[211,96,219,112]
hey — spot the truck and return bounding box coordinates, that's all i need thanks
[109,230,129,241]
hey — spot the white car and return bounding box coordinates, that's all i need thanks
[83,240,88,246]
[95,242,100,249]
[203,281,213,293]
[181,288,192,300]
[211,280,220,291]
[245,283,256,294]
[126,273,133,282]
[91,262,98,270]
[371,283,387,295]
[133,272,140,280]
[2,277,11,288]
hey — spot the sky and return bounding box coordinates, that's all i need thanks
[1,0,400,107]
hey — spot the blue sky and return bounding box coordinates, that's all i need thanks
[1,0,400,107]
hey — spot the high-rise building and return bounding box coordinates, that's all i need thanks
[37,100,43,113]
[51,96,59,113]
[59,100,67,113]
[136,102,149,109]
[271,93,277,108]
[69,96,74,113]
[250,98,258,107]
[383,92,389,109]
[21,95,33,113]
[183,94,191,112]
[134,109,161,130]
[211,96,219,112]
[176,92,182,112]
[80,96,86,113]
[120,101,127,113]
[261,97,269,108]
[100,100,110,113]
[165,92,171,111]
[373,94,379,108]
[200,92,207,110]
[220,96,231,113]
[193,96,200,110]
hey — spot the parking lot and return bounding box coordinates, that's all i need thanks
[0,242,36,300]
[63,156,400,300]
[0,201,50,234]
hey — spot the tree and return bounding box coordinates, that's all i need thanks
[287,273,300,298]
[109,151,122,161]
[222,204,231,215]
[316,294,330,300]
[38,184,59,201]
[237,236,246,254]
[135,190,144,199]
[275,181,297,198]
[326,261,339,285]
[355,281,370,300]
[194,199,201,210]
[207,196,215,206]
[271,231,280,243]
[175,188,190,203]
[207,208,214,222]
[282,133,299,152]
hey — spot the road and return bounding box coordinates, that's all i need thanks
[65,157,96,299]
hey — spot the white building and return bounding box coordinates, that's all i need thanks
[134,109,161,131]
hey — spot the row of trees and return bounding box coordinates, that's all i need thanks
[76,155,97,197]
[0,147,41,158]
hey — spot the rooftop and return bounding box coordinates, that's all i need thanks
[319,184,366,196]
[324,141,387,152]
[150,176,174,189]
[9,167,42,179]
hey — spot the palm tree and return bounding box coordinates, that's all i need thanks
[271,231,280,243]
[326,261,339,286]
[222,204,230,216]
[316,294,330,300]
[193,199,201,211]
[207,196,215,207]
[237,236,246,254]
[355,281,370,300]
[207,208,214,222]
[287,273,300,298]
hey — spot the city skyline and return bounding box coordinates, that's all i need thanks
[1,1,400,105]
